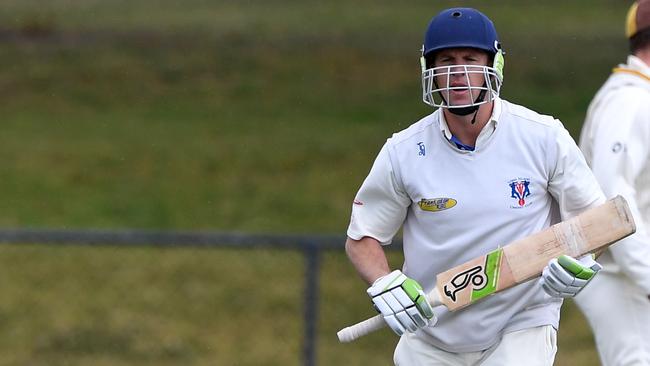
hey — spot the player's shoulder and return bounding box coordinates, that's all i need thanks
[610,68,650,89]
[386,111,439,147]
[500,99,562,131]
[595,72,650,113]
[605,73,650,96]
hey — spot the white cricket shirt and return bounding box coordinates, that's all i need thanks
[348,97,605,352]
[579,55,650,294]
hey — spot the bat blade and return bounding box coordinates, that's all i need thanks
[438,195,635,310]
[337,195,636,342]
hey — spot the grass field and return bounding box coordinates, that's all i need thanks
[0,1,631,364]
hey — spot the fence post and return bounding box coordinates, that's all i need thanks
[302,243,321,366]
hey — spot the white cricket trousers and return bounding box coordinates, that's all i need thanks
[574,270,650,366]
[393,325,557,366]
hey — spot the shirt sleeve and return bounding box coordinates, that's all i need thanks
[585,90,650,294]
[547,120,606,220]
[347,141,410,245]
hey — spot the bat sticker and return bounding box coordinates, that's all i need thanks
[443,266,486,302]
[443,248,503,303]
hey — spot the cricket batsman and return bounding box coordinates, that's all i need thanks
[345,7,606,365]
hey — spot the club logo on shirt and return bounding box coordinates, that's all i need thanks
[508,178,531,208]
[418,197,457,212]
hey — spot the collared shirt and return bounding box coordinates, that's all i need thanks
[348,97,604,352]
[439,100,501,152]
[579,54,650,294]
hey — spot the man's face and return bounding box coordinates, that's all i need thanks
[433,48,490,107]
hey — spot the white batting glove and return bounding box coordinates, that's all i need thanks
[367,270,436,336]
[540,254,602,298]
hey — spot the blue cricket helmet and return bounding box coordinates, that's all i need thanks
[420,8,505,112]
[422,8,501,59]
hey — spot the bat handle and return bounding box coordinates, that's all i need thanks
[337,288,442,343]
[337,314,385,343]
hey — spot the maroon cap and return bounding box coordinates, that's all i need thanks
[627,0,650,38]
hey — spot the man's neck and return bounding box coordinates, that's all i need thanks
[442,102,494,147]
[634,48,650,67]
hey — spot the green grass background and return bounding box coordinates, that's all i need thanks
[0,0,630,364]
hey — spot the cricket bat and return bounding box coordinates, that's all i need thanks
[337,195,636,343]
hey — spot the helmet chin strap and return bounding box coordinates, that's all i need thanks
[447,88,487,124]
[448,105,478,116]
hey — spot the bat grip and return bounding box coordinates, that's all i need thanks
[337,288,442,343]
[337,314,385,343]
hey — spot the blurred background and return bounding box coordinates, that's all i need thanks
[0,0,630,365]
